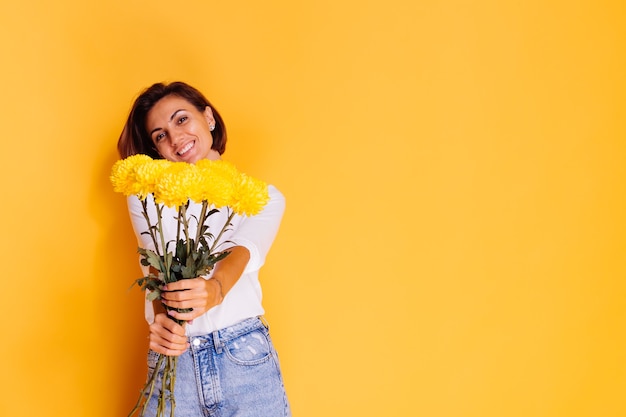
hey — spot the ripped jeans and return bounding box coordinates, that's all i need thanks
[144,317,291,417]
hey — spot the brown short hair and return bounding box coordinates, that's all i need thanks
[117,82,227,158]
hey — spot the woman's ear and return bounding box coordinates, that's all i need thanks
[204,106,215,126]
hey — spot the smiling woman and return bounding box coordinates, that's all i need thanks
[118,82,228,160]
[116,81,291,417]
[146,96,218,163]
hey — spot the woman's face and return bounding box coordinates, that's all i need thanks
[146,95,220,163]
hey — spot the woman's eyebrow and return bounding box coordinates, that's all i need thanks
[169,109,184,121]
[149,109,185,136]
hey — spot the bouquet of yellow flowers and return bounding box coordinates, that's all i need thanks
[110,154,270,417]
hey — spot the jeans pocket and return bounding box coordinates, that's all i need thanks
[224,329,272,366]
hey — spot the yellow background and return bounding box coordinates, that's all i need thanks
[1,1,624,416]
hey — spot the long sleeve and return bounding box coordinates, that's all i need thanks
[228,185,286,273]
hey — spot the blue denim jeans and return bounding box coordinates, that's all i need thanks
[144,317,291,417]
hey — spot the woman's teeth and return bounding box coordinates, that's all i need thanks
[177,142,194,156]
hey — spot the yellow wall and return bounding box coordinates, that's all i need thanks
[1,1,624,416]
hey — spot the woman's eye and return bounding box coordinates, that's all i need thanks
[155,132,166,142]
[177,116,187,124]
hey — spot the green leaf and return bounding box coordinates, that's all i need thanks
[146,289,161,301]
[139,249,163,271]
[176,239,186,261]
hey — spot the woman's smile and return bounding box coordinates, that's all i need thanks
[177,140,195,157]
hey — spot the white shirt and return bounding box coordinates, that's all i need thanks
[127,185,285,336]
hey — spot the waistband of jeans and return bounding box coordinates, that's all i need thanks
[189,316,268,351]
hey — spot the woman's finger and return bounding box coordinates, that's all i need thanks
[163,277,205,292]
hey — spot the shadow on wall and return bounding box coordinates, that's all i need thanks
[88,143,149,415]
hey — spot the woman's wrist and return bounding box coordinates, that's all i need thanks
[212,277,224,301]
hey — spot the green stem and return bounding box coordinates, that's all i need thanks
[209,210,236,253]
[169,356,177,417]
[142,354,164,417]
[195,201,209,247]
[141,198,160,256]
[179,204,191,256]
[155,204,171,282]
[127,353,165,417]
[160,360,167,416]
[175,205,181,246]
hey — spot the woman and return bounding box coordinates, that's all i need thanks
[117,81,290,416]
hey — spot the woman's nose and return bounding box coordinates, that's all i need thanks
[171,130,183,146]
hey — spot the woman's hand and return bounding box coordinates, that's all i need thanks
[160,277,224,322]
[148,312,189,356]
[160,246,251,322]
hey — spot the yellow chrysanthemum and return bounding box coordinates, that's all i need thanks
[193,160,238,207]
[110,154,153,196]
[197,159,239,180]
[111,156,269,215]
[153,162,200,208]
[134,159,172,199]
[229,173,270,216]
